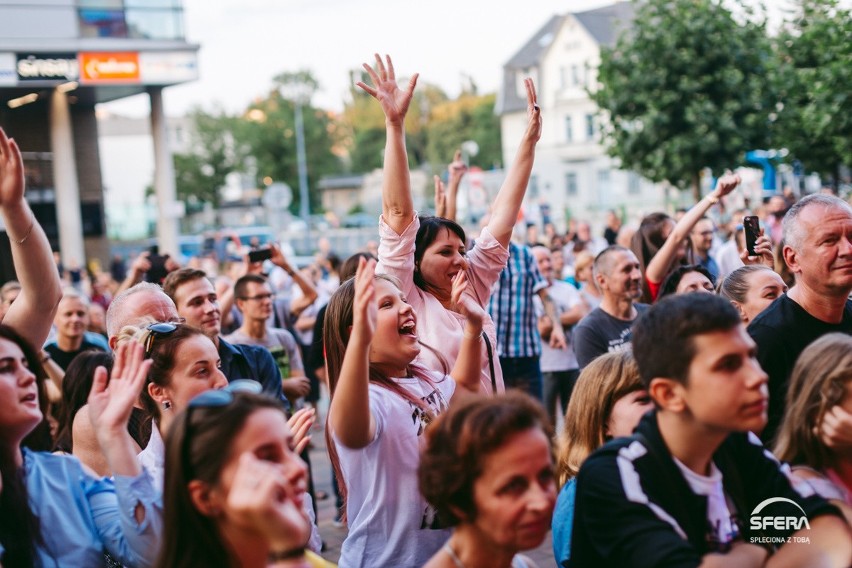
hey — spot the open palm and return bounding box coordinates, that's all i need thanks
[88,341,151,433]
[0,128,24,208]
[356,54,418,125]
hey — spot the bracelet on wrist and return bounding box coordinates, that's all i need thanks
[463,330,482,340]
[268,547,305,563]
[707,194,720,205]
[13,212,35,245]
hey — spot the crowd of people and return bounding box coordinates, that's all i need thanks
[1,53,852,568]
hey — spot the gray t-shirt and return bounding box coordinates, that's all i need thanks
[573,304,648,369]
[224,327,303,379]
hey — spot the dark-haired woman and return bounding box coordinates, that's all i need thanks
[361,54,541,394]
[0,325,161,566]
[418,392,556,568]
[156,390,332,568]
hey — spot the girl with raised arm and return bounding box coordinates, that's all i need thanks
[358,54,542,394]
[324,258,484,567]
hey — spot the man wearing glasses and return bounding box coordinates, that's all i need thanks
[163,268,285,403]
[225,274,311,405]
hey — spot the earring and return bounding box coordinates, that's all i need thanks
[163,400,172,410]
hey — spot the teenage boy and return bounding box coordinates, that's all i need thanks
[570,293,851,567]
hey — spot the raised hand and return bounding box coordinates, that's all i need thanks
[450,271,484,333]
[226,452,310,551]
[434,175,447,217]
[0,128,24,209]
[448,149,468,185]
[351,257,378,342]
[287,407,316,454]
[356,54,419,126]
[740,232,774,268]
[522,78,543,143]
[88,341,150,434]
[714,172,741,199]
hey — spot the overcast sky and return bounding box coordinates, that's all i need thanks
[101,0,616,116]
[100,0,829,118]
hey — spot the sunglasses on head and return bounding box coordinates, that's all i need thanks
[143,320,186,357]
[180,380,264,478]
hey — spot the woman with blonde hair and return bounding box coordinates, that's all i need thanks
[572,251,601,310]
[774,333,852,524]
[551,350,653,566]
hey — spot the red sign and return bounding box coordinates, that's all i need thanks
[80,52,140,83]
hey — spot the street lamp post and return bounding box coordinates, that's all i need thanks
[278,76,314,250]
[293,98,310,239]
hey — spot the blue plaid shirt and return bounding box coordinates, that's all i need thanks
[487,242,548,358]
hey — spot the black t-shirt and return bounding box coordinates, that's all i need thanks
[747,294,852,444]
[44,339,106,371]
[574,304,649,369]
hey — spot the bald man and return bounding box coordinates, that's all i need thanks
[573,245,649,369]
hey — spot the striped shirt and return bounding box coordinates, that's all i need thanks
[487,242,548,358]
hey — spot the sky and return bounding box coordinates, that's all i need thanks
[101,0,615,117]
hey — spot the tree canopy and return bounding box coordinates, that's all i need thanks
[773,0,851,186]
[592,0,776,200]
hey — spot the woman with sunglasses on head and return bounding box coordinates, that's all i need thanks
[0,323,162,567]
[125,320,320,552]
[120,320,229,491]
[157,389,332,567]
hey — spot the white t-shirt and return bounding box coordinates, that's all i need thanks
[674,458,741,552]
[334,371,455,568]
[534,280,582,372]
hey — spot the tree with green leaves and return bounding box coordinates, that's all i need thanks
[773,0,851,188]
[235,70,342,215]
[425,93,502,170]
[592,0,777,200]
[341,67,448,172]
[172,106,241,210]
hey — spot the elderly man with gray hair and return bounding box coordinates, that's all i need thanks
[748,193,852,444]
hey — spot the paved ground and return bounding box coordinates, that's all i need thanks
[306,405,557,566]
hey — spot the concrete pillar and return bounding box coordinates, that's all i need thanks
[148,86,179,257]
[50,89,86,268]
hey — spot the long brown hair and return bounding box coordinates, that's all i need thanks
[157,392,285,568]
[554,351,643,486]
[774,333,852,470]
[322,273,446,517]
[0,324,49,565]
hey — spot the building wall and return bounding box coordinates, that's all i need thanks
[500,13,668,234]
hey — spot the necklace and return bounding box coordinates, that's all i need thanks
[443,543,466,568]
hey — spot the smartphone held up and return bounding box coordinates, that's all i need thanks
[743,216,760,257]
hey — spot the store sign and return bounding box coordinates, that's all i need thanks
[16,53,78,82]
[139,51,198,84]
[0,53,16,86]
[80,52,140,83]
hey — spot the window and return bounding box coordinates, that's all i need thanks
[79,9,128,38]
[565,172,578,196]
[628,173,642,195]
[597,170,611,196]
[565,116,573,143]
[571,65,580,86]
[586,114,595,139]
[77,1,185,40]
[559,67,567,89]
